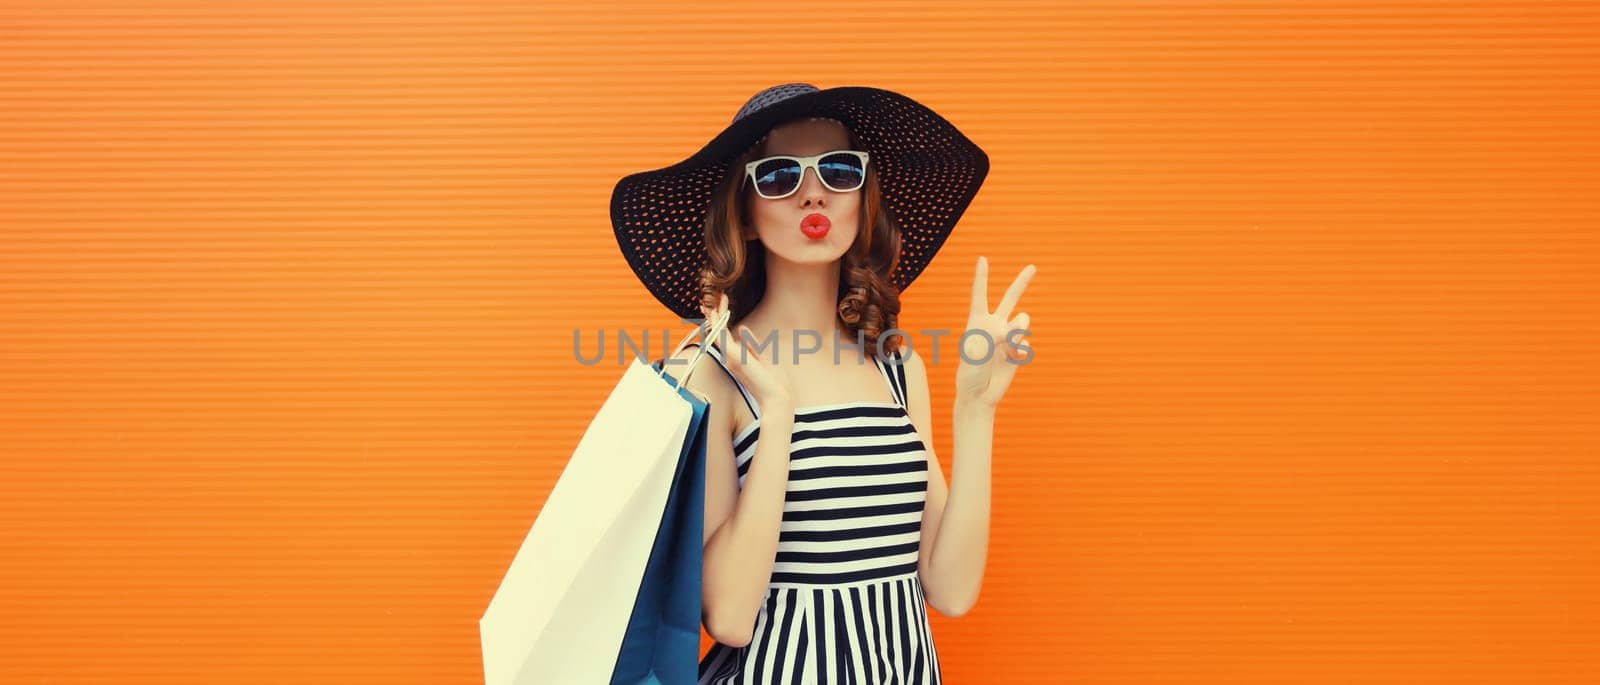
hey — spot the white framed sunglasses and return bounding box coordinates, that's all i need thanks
[743,149,871,200]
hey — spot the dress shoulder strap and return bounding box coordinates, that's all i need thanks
[685,341,761,419]
[873,347,910,411]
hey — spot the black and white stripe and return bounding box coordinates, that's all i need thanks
[690,342,943,684]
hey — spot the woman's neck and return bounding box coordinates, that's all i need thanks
[736,257,855,362]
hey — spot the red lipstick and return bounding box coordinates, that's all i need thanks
[800,213,831,239]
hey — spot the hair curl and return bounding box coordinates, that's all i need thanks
[697,122,906,357]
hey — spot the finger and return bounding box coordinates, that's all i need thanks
[702,294,725,333]
[700,306,719,339]
[970,255,989,316]
[1005,312,1031,359]
[995,264,1036,320]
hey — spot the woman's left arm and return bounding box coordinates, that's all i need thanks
[906,349,991,619]
[912,256,1037,618]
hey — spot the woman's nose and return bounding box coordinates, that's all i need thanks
[797,167,827,204]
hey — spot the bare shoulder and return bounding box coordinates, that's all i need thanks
[901,342,926,368]
[898,342,935,426]
[900,342,928,386]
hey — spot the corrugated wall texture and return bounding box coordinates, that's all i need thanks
[3,0,1597,682]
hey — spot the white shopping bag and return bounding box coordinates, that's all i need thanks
[479,309,729,685]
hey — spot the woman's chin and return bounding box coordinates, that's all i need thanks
[770,242,851,266]
[755,224,858,263]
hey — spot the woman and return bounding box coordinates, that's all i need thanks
[611,83,1036,684]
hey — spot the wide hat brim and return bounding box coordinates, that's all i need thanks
[610,85,990,321]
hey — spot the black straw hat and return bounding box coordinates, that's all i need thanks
[610,83,990,320]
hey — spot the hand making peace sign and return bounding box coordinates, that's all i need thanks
[955,256,1037,409]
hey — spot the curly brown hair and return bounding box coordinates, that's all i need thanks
[696,124,906,357]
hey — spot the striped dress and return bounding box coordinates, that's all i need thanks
[690,341,944,684]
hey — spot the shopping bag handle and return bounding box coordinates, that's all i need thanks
[658,306,732,392]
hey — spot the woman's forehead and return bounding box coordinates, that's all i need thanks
[761,117,851,153]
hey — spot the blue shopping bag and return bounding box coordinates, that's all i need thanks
[608,359,709,685]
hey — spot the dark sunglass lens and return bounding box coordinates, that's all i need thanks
[818,153,865,190]
[753,158,802,197]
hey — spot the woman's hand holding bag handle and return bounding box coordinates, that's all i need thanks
[691,293,793,411]
[655,297,733,400]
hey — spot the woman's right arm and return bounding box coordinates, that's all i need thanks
[667,344,793,649]
[701,398,792,648]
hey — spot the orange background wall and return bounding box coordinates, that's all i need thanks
[3,1,1597,682]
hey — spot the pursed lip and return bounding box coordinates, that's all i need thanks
[799,213,831,238]
[800,213,831,230]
